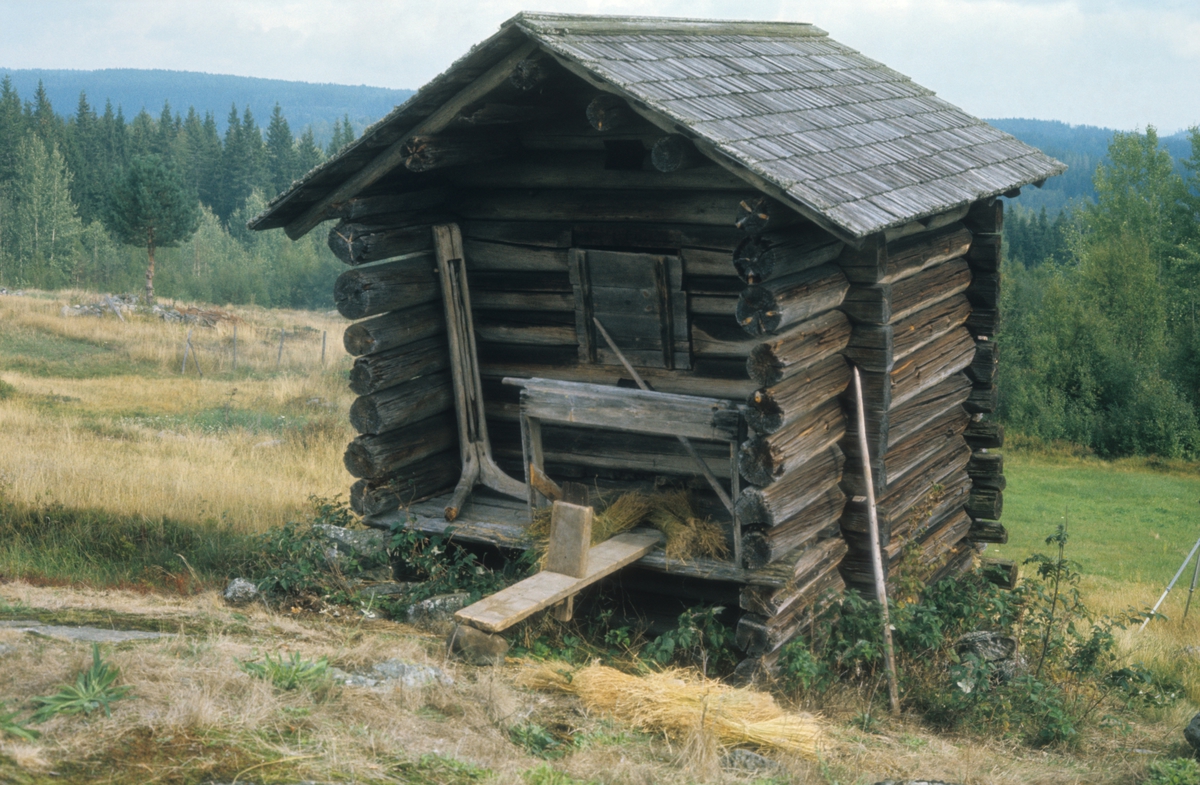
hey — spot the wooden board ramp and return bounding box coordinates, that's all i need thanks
[454,529,662,633]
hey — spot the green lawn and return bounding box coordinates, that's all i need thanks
[987,451,1200,586]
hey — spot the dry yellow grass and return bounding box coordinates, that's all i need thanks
[0,290,357,532]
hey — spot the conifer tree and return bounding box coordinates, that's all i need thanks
[295,127,323,178]
[265,103,298,195]
[8,134,82,286]
[0,77,25,184]
[107,154,199,303]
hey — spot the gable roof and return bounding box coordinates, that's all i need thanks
[249,12,1065,242]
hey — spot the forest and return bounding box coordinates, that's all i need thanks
[1002,127,1200,459]
[0,78,361,308]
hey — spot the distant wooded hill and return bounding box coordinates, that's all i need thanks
[0,68,413,146]
[987,118,1194,214]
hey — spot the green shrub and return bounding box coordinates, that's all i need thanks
[642,605,737,675]
[1146,758,1200,785]
[0,702,39,740]
[30,644,132,723]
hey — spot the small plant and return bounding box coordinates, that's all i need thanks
[238,651,330,691]
[642,605,737,676]
[509,722,567,759]
[30,644,131,723]
[0,702,39,740]
[1146,757,1200,785]
[387,520,521,604]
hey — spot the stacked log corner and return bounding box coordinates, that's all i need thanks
[834,205,1005,596]
[962,200,1008,549]
[336,225,462,516]
[730,205,854,660]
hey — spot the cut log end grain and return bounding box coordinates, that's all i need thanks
[510,55,553,92]
[586,95,631,132]
[650,134,699,173]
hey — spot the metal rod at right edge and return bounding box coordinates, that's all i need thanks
[1139,531,1200,632]
[852,365,900,714]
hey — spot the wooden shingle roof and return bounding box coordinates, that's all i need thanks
[249,12,1064,242]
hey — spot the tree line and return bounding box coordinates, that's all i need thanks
[1000,127,1200,459]
[0,77,361,307]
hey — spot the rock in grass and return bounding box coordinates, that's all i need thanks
[722,749,778,772]
[406,592,470,627]
[447,624,509,666]
[223,578,260,605]
[1185,712,1200,752]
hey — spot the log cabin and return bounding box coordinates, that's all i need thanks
[248,12,1064,671]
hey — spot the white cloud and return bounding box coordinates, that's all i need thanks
[0,0,1196,132]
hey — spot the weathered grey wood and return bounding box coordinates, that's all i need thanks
[463,238,569,272]
[741,490,844,569]
[456,102,559,126]
[838,223,972,285]
[966,339,998,386]
[840,440,971,536]
[509,377,741,442]
[746,310,851,387]
[964,384,999,414]
[966,488,1003,520]
[845,373,971,467]
[740,536,848,614]
[964,419,1004,449]
[480,359,758,400]
[462,220,574,248]
[966,232,1002,272]
[328,219,440,266]
[737,263,849,336]
[736,445,844,527]
[404,134,515,172]
[735,566,845,656]
[965,308,999,338]
[350,336,449,396]
[733,227,843,284]
[456,189,756,225]
[350,450,461,517]
[343,301,444,357]
[689,295,738,317]
[968,519,1008,544]
[746,354,850,435]
[735,196,801,234]
[843,403,970,495]
[448,151,751,191]
[967,451,1003,479]
[586,94,633,132]
[968,270,1001,309]
[284,40,538,239]
[331,187,453,221]
[574,222,743,252]
[475,314,577,346]
[872,327,976,411]
[845,294,971,373]
[964,199,1003,234]
[691,317,761,358]
[344,412,458,479]
[510,52,556,92]
[472,290,575,312]
[455,530,662,633]
[546,502,593,578]
[651,134,702,172]
[349,372,454,435]
[739,397,846,486]
[840,259,972,326]
[333,253,440,319]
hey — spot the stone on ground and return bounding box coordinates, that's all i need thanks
[223,577,260,605]
[447,624,509,666]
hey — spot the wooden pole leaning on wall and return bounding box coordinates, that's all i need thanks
[434,222,527,521]
[852,365,900,714]
[232,324,238,371]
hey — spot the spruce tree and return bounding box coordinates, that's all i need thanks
[295,127,323,178]
[107,154,199,304]
[0,77,25,184]
[265,103,298,195]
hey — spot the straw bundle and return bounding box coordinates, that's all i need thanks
[648,490,729,560]
[521,662,825,758]
[528,491,653,564]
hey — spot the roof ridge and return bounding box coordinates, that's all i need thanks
[507,12,828,38]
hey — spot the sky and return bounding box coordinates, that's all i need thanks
[0,0,1197,135]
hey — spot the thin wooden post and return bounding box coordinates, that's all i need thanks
[189,335,203,378]
[181,328,192,375]
[232,324,238,371]
[321,330,327,365]
[277,328,285,368]
[852,365,900,714]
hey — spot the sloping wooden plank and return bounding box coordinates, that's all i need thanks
[455,530,662,632]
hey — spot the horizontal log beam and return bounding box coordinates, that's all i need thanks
[736,445,845,528]
[746,310,851,387]
[739,397,846,486]
[967,519,1008,544]
[455,188,758,225]
[350,335,449,396]
[349,371,454,435]
[840,258,973,326]
[328,219,442,266]
[737,263,849,336]
[746,354,850,435]
[333,253,440,319]
[964,419,1004,449]
[733,227,843,285]
[349,450,462,517]
[838,223,972,285]
[344,412,458,479]
[343,301,445,357]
